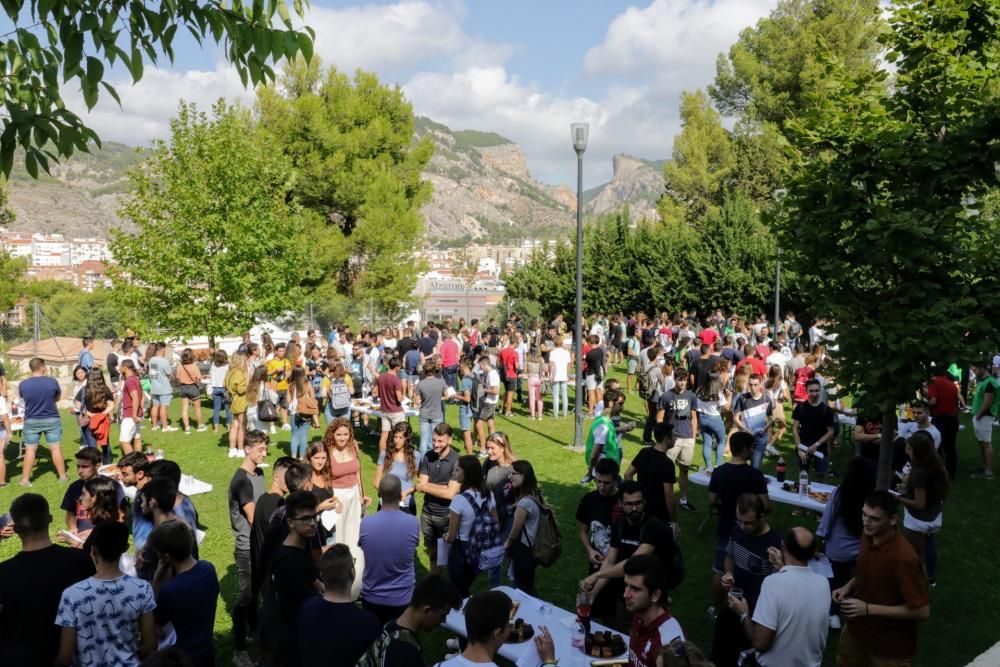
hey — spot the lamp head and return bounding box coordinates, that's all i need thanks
[571,122,589,154]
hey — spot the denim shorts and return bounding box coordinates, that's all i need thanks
[23,417,63,446]
[459,405,472,431]
[151,393,172,406]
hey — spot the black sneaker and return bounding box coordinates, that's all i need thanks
[579,473,594,485]
[680,499,697,512]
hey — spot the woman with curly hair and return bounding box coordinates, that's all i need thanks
[373,421,419,514]
[324,417,369,546]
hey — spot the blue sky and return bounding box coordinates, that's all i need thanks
[60,0,780,187]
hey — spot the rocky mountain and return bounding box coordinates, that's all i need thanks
[2,120,664,245]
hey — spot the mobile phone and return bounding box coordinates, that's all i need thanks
[0,512,10,529]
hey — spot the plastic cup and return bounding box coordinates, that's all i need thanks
[730,588,744,600]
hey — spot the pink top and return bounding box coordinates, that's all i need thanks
[329,454,360,489]
[440,339,460,368]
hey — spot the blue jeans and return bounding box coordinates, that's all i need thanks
[80,422,97,448]
[419,417,443,457]
[442,365,459,389]
[290,415,311,458]
[325,402,350,425]
[750,432,769,469]
[699,413,726,468]
[552,381,568,417]
[212,387,232,427]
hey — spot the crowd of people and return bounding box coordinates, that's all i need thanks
[0,308,988,666]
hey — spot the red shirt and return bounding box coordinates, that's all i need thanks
[440,339,460,368]
[698,328,719,346]
[498,347,519,378]
[792,366,816,402]
[121,375,142,418]
[628,610,684,667]
[927,375,959,416]
[737,356,767,377]
[375,372,403,414]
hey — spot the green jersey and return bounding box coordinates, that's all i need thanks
[972,375,1000,417]
[585,415,621,465]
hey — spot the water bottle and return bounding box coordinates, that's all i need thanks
[799,469,809,498]
[776,456,786,483]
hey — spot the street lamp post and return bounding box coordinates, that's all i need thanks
[571,122,589,448]
[772,188,786,330]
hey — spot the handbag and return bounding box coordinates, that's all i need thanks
[257,396,279,422]
[297,388,319,416]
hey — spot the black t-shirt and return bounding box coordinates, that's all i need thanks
[251,492,283,562]
[629,448,676,523]
[418,448,458,518]
[692,355,717,392]
[270,545,317,624]
[574,490,623,573]
[396,336,416,357]
[708,463,768,539]
[726,526,782,610]
[658,389,697,438]
[0,544,95,667]
[418,336,436,357]
[297,598,381,667]
[610,515,675,564]
[585,346,605,378]
[792,401,835,450]
[540,336,556,363]
[107,352,120,381]
[362,620,425,667]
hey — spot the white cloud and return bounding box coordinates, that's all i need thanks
[63,62,254,148]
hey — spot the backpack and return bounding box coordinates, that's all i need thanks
[667,540,685,591]
[526,496,562,567]
[788,320,802,338]
[329,378,351,411]
[349,359,364,391]
[462,491,504,571]
[469,373,484,411]
[639,366,658,401]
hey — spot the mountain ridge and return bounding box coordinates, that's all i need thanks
[3,119,665,245]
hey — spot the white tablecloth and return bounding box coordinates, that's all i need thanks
[443,586,628,667]
[689,471,835,513]
[349,400,419,419]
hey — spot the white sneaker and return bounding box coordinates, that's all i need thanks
[228,448,240,458]
[765,444,780,457]
[162,426,179,432]
[829,614,842,629]
[269,424,277,434]
[196,425,208,432]
[446,638,460,651]
[281,423,291,431]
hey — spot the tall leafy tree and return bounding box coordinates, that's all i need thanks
[658,91,735,224]
[778,0,1000,488]
[110,101,304,347]
[257,61,433,317]
[0,248,27,313]
[0,0,314,177]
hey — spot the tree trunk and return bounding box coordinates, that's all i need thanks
[877,410,896,490]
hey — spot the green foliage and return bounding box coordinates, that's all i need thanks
[110,101,304,344]
[452,129,512,150]
[659,91,735,224]
[0,248,26,312]
[505,206,784,319]
[0,0,314,178]
[257,61,432,320]
[778,0,1000,480]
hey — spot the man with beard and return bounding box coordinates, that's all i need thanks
[624,554,685,667]
[579,481,678,630]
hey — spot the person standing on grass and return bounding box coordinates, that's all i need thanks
[548,335,571,418]
[374,356,406,455]
[475,355,501,450]
[970,363,997,480]
[727,528,830,667]
[445,455,498,598]
[18,357,68,486]
[793,378,836,483]
[0,493,94,667]
[711,493,781,666]
[926,366,960,480]
[503,460,545,595]
[575,458,624,626]
[657,368,699,512]
[416,423,461,575]
[225,352,250,456]
[54,521,157,667]
[898,431,949,587]
[210,349,231,434]
[415,357,449,458]
[175,348,207,435]
[359,474,420,624]
[147,520,220,667]
[266,342,293,432]
[732,373,774,470]
[456,357,477,454]
[624,423,678,533]
[228,430,268,667]
[833,490,930,667]
[118,359,144,456]
[148,343,176,433]
[357,574,462,667]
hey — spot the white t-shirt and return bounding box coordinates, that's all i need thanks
[897,421,942,450]
[449,490,495,542]
[765,352,786,372]
[753,565,829,666]
[483,369,501,405]
[210,364,229,389]
[549,347,571,382]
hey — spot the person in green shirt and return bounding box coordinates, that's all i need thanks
[582,388,635,484]
[970,364,997,479]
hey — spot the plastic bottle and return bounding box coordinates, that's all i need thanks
[776,456,786,483]
[799,469,809,498]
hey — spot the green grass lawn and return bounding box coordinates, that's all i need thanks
[1,367,995,666]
